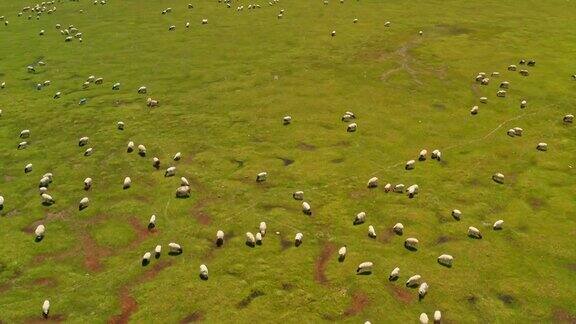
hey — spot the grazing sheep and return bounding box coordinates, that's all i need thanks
[148,215,156,229]
[520,100,527,108]
[35,224,45,240]
[259,222,267,236]
[497,90,506,98]
[25,163,33,173]
[420,313,429,324]
[419,282,429,299]
[564,114,574,123]
[367,177,378,188]
[202,19,208,24]
[356,261,373,274]
[520,70,529,76]
[42,300,50,318]
[168,242,182,254]
[404,238,419,250]
[41,193,55,205]
[79,197,89,210]
[0,195,3,210]
[507,129,516,137]
[354,18,358,23]
[389,267,400,281]
[470,106,479,115]
[216,230,224,246]
[112,82,120,90]
[354,212,366,225]
[434,311,441,323]
[147,98,159,107]
[180,177,189,186]
[169,25,176,31]
[431,149,442,161]
[492,72,500,77]
[536,142,548,151]
[346,122,358,133]
[302,202,311,215]
[437,254,453,267]
[480,78,489,85]
[79,98,88,106]
[142,252,151,265]
[95,77,103,84]
[368,225,376,238]
[407,184,419,198]
[508,65,517,71]
[20,129,30,138]
[186,22,190,28]
[406,274,421,287]
[331,30,336,37]
[468,226,482,239]
[500,81,510,89]
[293,191,304,200]
[255,232,263,245]
[200,264,209,279]
[493,219,504,230]
[127,141,134,152]
[176,186,191,198]
[393,223,404,235]
[256,172,267,182]
[84,148,93,156]
[405,160,415,170]
[138,144,146,156]
[527,60,536,66]
[393,184,405,193]
[117,122,124,130]
[384,183,392,192]
[492,173,505,184]
[165,166,176,177]
[246,232,256,246]
[418,150,427,161]
[155,245,161,258]
[295,232,303,246]
[338,246,347,261]
[78,136,89,146]
[54,91,61,99]
[283,116,292,125]
[173,152,181,161]
[480,97,488,103]
[39,177,50,188]
[452,209,462,220]
[123,177,131,189]
[153,157,160,169]
[137,87,147,95]
[384,21,391,27]
[512,127,522,136]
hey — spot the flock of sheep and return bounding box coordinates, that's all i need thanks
[0,0,574,322]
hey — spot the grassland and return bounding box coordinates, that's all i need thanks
[0,0,575,322]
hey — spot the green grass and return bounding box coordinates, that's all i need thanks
[0,0,575,322]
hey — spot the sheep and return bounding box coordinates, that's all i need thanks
[148,215,156,229]
[173,152,181,161]
[493,219,504,230]
[147,98,160,107]
[389,267,400,281]
[508,65,517,71]
[123,177,132,189]
[176,186,191,198]
[201,19,208,24]
[25,163,33,173]
[95,77,103,84]
[0,195,3,210]
[368,225,377,238]
[492,173,505,184]
[181,177,189,186]
[419,282,429,299]
[384,21,391,27]
[54,91,61,99]
[117,122,124,130]
[256,172,267,182]
[255,232,263,245]
[507,129,516,137]
[419,30,423,35]
[127,141,135,152]
[138,144,146,156]
[407,184,419,198]
[137,86,147,94]
[353,212,366,225]
[536,142,548,151]
[492,71,500,77]
[404,237,419,251]
[480,78,489,85]
[65,36,73,42]
[367,177,378,188]
[341,114,354,122]
[246,232,256,247]
[353,18,358,23]
[36,83,43,91]
[500,81,510,89]
[153,157,160,169]
[338,246,347,261]
[39,177,51,188]
[497,90,506,98]
[393,184,405,193]
[41,193,55,205]
[302,202,311,215]
[79,197,89,210]
[20,129,30,138]
[431,149,442,161]
[168,242,182,254]
[168,25,176,31]
[452,209,462,220]
[331,30,336,37]
[418,149,428,161]
[199,264,209,280]
[259,222,267,236]
[384,183,392,192]
[295,232,303,246]
[112,82,120,90]
[216,230,224,246]
[520,69,529,76]
[43,80,51,87]
[564,114,574,123]
[419,313,429,324]
[347,123,357,132]
[35,224,45,240]
[405,160,416,170]
[27,65,36,73]
[283,116,292,125]
[84,148,93,156]
[142,252,151,265]
[78,136,89,147]
[293,191,304,200]
[186,22,190,28]
[519,59,526,65]
[527,60,536,66]
[434,310,441,323]
[42,300,50,318]
[87,75,96,83]
[154,245,161,258]
[437,254,453,267]
[356,261,373,274]
[470,105,479,115]
[468,226,482,239]
[479,97,488,103]
[406,274,421,287]
[393,223,404,235]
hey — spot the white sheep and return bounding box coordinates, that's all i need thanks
[142,252,151,264]
[384,183,392,192]
[367,177,378,188]
[155,245,161,257]
[513,127,523,136]
[520,69,529,76]
[127,141,134,152]
[53,91,61,99]
[347,123,357,132]
[431,149,442,161]
[393,184,405,193]
[246,232,256,246]
[95,77,103,84]
[200,264,209,279]
[123,177,131,189]
[520,100,527,109]
[255,232,263,244]
[468,226,482,239]
[176,186,190,198]
[302,202,311,215]
[153,157,160,169]
[470,105,479,115]
[293,191,304,200]
[354,212,366,225]
[419,282,429,298]
[283,116,292,125]
[148,215,156,229]
[18,141,28,149]
[480,96,488,103]
[563,114,574,123]
[338,246,347,261]
[492,173,505,184]
[39,177,50,188]
[41,193,55,205]
[173,152,181,161]
[419,313,429,324]
[405,160,415,170]
[0,195,4,210]
[216,230,224,246]
[493,219,504,230]
[78,136,89,146]
[356,261,373,274]
[507,129,516,137]
[84,177,92,190]
[406,274,421,287]
[536,143,548,151]
[256,172,267,182]
[201,19,208,24]
[500,81,510,89]
[437,254,453,267]
[20,129,30,138]
[497,90,506,98]
[165,166,176,177]
[169,25,176,31]
[452,209,462,220]
[84,148,93,156]
[79,197,89,210]
[407,184,419,198]
[331,30,336,37]
[147,98,159,107]
[418,149,428,161]
[259,222,267,236]
[295,232,303,246]
[42,300,50,318]
[25,163,33,173]
[138,144,146,156]
[367,225,377,238]
[434,310,441,323]
[181,177,189,186]
[404,238,419,250]
[112,82,120,90]
[137,86,147,94]
[168,242,182,254]
[393,223,404,235]
[508,65,517,71]
[35,224,45,239]
[389,267,400,281]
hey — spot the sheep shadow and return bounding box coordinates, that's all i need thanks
[138,152,146,157]
[295,241,302,247]
[147,223,155,230]
[41,202,54,207]
[141,259,150,266]
[79,205,88,211]
[438,261,452,268]
[34,236,44,243]
[199,274,208,281]
[338,255,345,263]
[406,283,420,288]
[155,252,161,259]
[168,251,182,256]
[468,234,483,239]
[404,245,418,252]
[356,271,372,276]
[388,276,398,282]
[245,242,255,248]
[216,238,223,247]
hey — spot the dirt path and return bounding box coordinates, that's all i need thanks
[314,243,336,285]
[343,291,370,317]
